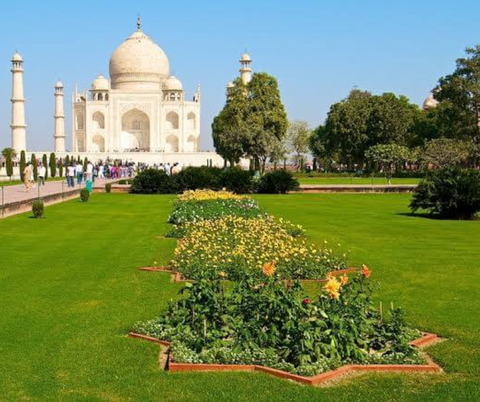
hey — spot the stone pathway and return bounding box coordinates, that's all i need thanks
[0,178,115,218]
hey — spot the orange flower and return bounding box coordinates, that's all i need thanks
[324,276,341,300]
[340,274,348,285]
[362,264,371,278]
[262,261,276,277]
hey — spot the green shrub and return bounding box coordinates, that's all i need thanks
[257,170,299,194]
[132,270,422,376]
[219,167,254,194]
[410,167,480,220]
[105,183,112,193]
[80,188,90,202]
[130,169,175,194]
[32,200,44,218]
[175,166,222,191]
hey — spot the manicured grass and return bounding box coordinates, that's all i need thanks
[0,193,479,400]
[296,177,420,185]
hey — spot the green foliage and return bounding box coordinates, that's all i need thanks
[219,166,254,193]
[31,154,38,181]
[257,170,299,194]
[288,120,311,167]
[410,167,480,219]
[130,169,175,194]
[49,153,56,178]
[435,45,480,144]
[1,147,16,159]
[212,73,288,170]
[6,153,13,179]
[83,157,88,171]
[105,183,112,193]
[42,154,48,179]
[65,155,70,168]
[365,144,411,183]
[175,166,222,191]
[134,271,421,376]
[19,150,26,181]
[58,159,63,177]
[422,138,473,168]
[167,198,263,226]
[80,189,90,202]
[32,200,44,218]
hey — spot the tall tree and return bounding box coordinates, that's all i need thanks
[31,154,38,181]
[19,150,26,181]
[42,154,48,180]
[244,73,288,171]
[1,147,16,160]
[212,73,288,171]
[49,152,56,178]
[6,153,13,180]
[287,120,311,169]
[435,45,480,144]
[269,137,288,170]
[365,144,411,184]
[58,158,63,177]
[212,79,248,165]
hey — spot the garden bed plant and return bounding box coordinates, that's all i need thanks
[132,265,427,378]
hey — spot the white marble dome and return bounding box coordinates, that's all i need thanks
[91,74,109,90]
[164,76,183,91]
[423,92,439,110]
[55,80,64,88]
[240,52,251,62]
[11,52,23,62]
[109,30,170,90]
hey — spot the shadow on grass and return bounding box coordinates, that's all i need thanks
[396,212,479,221]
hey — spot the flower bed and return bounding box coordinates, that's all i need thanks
[170,215,344,280]
[132,267,432,379]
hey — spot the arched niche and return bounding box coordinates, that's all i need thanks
[121,108,150,151]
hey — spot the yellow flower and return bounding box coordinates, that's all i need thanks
[262,261,276,277]
[324,276,341,300]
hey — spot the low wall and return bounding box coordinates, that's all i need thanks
[298,184,417,193]
[1,188,81,219]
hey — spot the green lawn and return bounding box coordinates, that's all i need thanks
[0,193,479,401]
[296,177,420,185]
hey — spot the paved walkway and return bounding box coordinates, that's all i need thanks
[0,178,114,207]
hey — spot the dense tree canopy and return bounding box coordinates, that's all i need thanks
[212,73,288,170]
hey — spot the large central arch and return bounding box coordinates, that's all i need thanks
[121,108,150,151]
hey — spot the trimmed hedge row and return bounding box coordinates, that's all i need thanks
[130,166,299,195]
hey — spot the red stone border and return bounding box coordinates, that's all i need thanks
[137,266,359,284]
[128,332,442,386]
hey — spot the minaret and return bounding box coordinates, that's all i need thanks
[54,80,66,152]
[10,52,26,151]
[239,52,252,85]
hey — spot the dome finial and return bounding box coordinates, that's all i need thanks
[137,14,141,31]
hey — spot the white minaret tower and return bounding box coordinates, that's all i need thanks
[54,80,66,152]
[239,52,252,85]
[10,52,27,151]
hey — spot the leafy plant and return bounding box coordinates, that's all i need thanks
[130,169,175,194]
[219,166,254,194]
[410,167,480,219]
[32,200,44,218]
[80,188,90,202]
[257,170,299,194]
[105,183,112,193]
[175,166,222,191]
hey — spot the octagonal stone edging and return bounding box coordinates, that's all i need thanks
[127,332,442,386]
[137,266,359,284]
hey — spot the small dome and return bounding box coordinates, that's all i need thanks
[11,52,23,62]
[240,52,251,62]
[164,76,183,91]
[423,92,438,110]
[91,74,109,90]
[55,80,64,88]
[109,29,169,90]
[227,81,235,88]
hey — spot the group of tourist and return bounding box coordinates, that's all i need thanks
[21,158,184,192]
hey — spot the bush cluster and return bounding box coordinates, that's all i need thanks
[129,167,297,194]
[32,200,44,218]
[133,268,422,376]
[80,189,90,202]
[410,167,480,220]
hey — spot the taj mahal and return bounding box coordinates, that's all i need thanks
[8,17,252,167]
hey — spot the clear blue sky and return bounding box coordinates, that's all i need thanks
[1,0,479,151]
